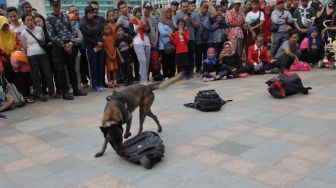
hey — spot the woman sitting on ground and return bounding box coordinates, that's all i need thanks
[300,26,324,66]
[217,42,250,79]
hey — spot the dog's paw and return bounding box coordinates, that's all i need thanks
[94,152,104,158]
[124,132,132,139]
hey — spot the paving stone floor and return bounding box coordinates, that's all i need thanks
[1,69,336,188]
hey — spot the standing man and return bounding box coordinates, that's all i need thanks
[195,1,217,74]
[226,0,245,57]
[46,0,87,100]
[7,7,26,38]
[21,1,33,15]
[143,1,161,81]
[176,0,200,77]
[293,0,315,42]
[271,0,293,57]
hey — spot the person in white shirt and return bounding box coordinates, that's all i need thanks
[21,13,55,101]
[245,0,265,46]
[7,7,26,39]
[129,7,151,85]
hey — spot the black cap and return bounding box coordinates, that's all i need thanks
[49,0,61,5]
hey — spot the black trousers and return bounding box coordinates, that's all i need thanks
[28,54,55,96]
[52,45,79,94]
[188,40,196,73]
[80,49,90,85]
[160,50,175,78]
[195,43,208,73]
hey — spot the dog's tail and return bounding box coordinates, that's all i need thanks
[149,72,184,90]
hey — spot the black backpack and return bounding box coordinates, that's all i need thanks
[266,72,312,98]
[184,90,232,112]
[118,131,165,169]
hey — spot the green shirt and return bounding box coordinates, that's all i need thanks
[293,5,316,29]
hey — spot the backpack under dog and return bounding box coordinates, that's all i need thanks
[265,72,312,98]
[118,131,165,169]
[184,89,232,112]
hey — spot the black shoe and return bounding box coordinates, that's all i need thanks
[62,93,74,100]
[73,89,87,96]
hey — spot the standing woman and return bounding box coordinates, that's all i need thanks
[34,14,61,98]
[21,13,55,101]
[0,16,33,103]
[80,5,105,92]
[129,7,151,85]
[158,6,177,80]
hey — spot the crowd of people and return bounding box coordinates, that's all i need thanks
[0,0,335,115]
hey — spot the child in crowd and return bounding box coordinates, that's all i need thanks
[202,47,223,82]
[102,25,119,88]
[170,19,190,76]
[115,25,134,86]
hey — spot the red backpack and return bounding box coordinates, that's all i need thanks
[266,71,312,98]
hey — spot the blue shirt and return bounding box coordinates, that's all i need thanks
[158,22,174,50]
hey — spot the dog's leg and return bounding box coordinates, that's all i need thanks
[147,110,162,133]
[95,139,108,157]
[138,108,146,134]
[124,116,132,139]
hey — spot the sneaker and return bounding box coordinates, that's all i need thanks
[39,95,48,101]
[62,93,74,100]
[111,83,119,88]
[145,80,152,85]
[82,83,90,88]
[164,77,169,81]
[202,77,209,82]
[73,89,87,96]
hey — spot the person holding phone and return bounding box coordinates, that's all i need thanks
[176,0,200,78]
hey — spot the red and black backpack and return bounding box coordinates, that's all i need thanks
[266,72,312,98]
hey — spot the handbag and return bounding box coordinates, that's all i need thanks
[3,77,25,107]
[160,36,175,54]
[25,29,48,51]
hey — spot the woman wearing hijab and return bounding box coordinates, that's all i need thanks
[218,41,250,78]
[300,26,324,66]
[158,5,177,79]
[0,16,33,103]
[80,5,105,92]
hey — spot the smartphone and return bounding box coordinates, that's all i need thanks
[188,12,191,17]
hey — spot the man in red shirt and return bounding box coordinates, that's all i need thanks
[247,34,278,74]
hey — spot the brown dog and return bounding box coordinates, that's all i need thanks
[95,73,183,157]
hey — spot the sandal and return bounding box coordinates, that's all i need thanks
[25,97,35,103]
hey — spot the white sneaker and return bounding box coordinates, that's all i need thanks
[164,77,169,81]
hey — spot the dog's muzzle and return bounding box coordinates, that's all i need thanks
[100,124,123,152]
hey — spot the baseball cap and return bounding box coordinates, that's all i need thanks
[276,0,285,4]
[233,0,242,4]
[143,1,153,8]
[49,0,61,5]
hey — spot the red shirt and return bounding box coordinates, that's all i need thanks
[262,15,272,43]
[247,44,272,64]
[170,29,190,54]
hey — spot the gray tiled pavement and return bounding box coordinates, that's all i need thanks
[1,69,336,187]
